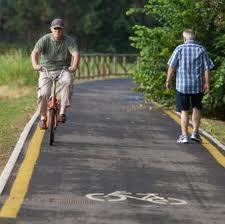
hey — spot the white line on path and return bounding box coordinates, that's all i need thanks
[0,110,39,195]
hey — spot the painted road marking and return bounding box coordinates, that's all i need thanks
[86,191,187,205]
[165,110,225,168]
[0,108,224,217]
[0,127,45,218]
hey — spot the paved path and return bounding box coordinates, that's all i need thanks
[0,78,225,223]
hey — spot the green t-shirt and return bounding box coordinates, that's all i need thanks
[34,33,78,71]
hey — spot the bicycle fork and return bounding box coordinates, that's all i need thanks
[47,80,59,129]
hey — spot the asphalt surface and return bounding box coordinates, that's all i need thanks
[0,78,225,223]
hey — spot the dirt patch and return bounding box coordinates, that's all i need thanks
[0,85,34,99]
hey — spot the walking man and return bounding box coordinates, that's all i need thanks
[31,18,80,129]
[166,29,214,143]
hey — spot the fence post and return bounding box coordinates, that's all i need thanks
[78,53,138,79]
[113,56,117,75]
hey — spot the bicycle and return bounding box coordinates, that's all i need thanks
[38,67,67,145]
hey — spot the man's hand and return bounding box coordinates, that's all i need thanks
[31,48,41,71]
[33,64,42,71]
[166,80,172,90]
[203,83,210,93]
[68,66,77,73]
[166,66,175,90]
[203,70,210,93]
[68,51,80,73]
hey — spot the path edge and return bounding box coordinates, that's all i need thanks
[0,110,39,195]
[152,101,225,151]
[174,111,225,151]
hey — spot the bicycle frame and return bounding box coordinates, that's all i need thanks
[40,67,67,145]
[47,76,59,128]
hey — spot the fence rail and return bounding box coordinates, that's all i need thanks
[75,53,139,79]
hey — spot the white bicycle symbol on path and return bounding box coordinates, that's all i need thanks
[86,191,187,206]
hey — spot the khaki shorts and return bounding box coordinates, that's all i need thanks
[38,69,74,116]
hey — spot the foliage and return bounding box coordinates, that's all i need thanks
[204,61,225,117]
[0,0,144,52]
[127,0,225,118]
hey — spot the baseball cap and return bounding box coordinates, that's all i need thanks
[51,18,64,29]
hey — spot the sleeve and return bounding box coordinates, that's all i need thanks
[67,36,79,54]
[34,36,46,52]
[202,50,214,71]
[167,48,179,69]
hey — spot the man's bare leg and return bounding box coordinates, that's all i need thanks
[60,105,66,115]
[192,107,201,133]
[181,110,189,135]
[190,107,202,142]
[59,105,67,123]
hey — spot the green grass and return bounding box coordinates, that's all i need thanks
[0,93,36,154]
[201,118,225,145]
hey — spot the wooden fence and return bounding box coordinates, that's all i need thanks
[75,53,139,79]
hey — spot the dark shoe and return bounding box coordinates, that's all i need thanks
[58,114,66,123]
[39,119,47,130]
[190,132,202,143]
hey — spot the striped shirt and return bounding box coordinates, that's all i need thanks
[167,40,214,94]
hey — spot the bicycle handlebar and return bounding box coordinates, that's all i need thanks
[37,66,67,90]
[41,66,67,77]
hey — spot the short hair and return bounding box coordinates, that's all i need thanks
[183,29,195,40]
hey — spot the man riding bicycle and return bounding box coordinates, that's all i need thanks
[31,18,80,129]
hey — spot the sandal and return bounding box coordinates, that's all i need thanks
[59,114,66,123]
[39,119,47,130]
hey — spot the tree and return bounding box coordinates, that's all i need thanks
[128,0,225,117]
[0,0,140,52]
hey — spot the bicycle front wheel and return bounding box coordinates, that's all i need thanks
[49,108,56,146]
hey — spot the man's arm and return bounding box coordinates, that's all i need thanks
[203,69,210,93]
[166,66,175,89]
[202,50,213,93]
[68,51,80,72]
[166,48,179,89]
[31,48,42,71]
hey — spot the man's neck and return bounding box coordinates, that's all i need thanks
[185,39,195,44]
[51,34,63,42]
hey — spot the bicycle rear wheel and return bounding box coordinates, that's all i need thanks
[49,108,56,146]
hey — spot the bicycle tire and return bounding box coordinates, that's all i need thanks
[86,193,127,202]
[49,108,55,146]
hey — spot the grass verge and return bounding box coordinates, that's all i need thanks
[0,90,36,172]
[201,118,225,145]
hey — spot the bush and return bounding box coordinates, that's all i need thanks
[128,0,225,118]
